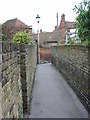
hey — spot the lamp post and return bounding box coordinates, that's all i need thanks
[36,14,40,64]
[56,13,59,44]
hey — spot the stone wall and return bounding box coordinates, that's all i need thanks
[51,45,90,113]
[0,42,37,119]
[0,41,2,118]
[20,44,37,116]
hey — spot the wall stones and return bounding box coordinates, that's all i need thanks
[1,42,23,118]
[0,42,37,119]
[51,45,90,113]
[0,41,2,119]
[19,44,37,116]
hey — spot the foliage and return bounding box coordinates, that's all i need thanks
[2,34,8,41]
[0,24,8,41]
[0,24,1,40]
[67,40,75,46]
[73,1,90,44]
[82,39,90,47]
[66,40,75,51]
[0,24,2,32]
[13,31,32,44]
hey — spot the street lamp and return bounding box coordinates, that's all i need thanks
[56,13,59,44]
[36,14,40,64]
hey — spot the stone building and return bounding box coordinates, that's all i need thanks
[2,18,32,39]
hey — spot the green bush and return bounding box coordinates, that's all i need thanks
[2,34,8,41]
[67,40,75,45]
[73,1,90,43]
[13,31,32,44]
[0,24,2,32]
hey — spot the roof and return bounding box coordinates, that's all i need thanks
[2,18,32,39]
[65,21,75,29]
[4,18,17,26]
[4,18,30,29]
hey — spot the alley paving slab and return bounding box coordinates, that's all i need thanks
[29,63,88,118]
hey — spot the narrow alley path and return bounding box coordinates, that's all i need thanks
[29,63,88,118]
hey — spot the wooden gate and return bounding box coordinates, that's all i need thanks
[40,48,51,63]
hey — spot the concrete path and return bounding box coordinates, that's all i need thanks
[29,63,88,118]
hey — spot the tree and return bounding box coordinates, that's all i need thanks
[0,24,2,32]
[73,1,90,44]
[13,31,32,44]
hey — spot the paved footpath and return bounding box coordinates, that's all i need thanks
[29,63,88,118]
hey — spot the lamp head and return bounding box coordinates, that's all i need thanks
[36,14,40,23]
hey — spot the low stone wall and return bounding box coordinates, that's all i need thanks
[0,42,37,119]
[51,45,90,113]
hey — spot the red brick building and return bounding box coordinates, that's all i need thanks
[2,18,32,39]
[54,14,75,44]
[54,14,74,31]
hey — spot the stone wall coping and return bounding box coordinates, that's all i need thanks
[51,45,90,51]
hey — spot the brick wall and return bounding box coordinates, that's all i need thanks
[40,48,51,63]
[0,42,37,119]
[51,45,90,113]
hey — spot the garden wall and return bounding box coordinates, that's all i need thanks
[0,41,37,119]
[0,41,2,118]
[51,45,90,113]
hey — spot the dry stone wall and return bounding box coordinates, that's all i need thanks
[51,45,90,113]
[0,41,37,119]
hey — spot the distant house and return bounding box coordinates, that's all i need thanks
[33,14,75,47]
[54,14,75,44]
[2,18,32,39]
[65,29,81,44]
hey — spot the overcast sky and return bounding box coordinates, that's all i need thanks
[0,0,83,32]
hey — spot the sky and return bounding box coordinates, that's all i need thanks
[0,0,83,32]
